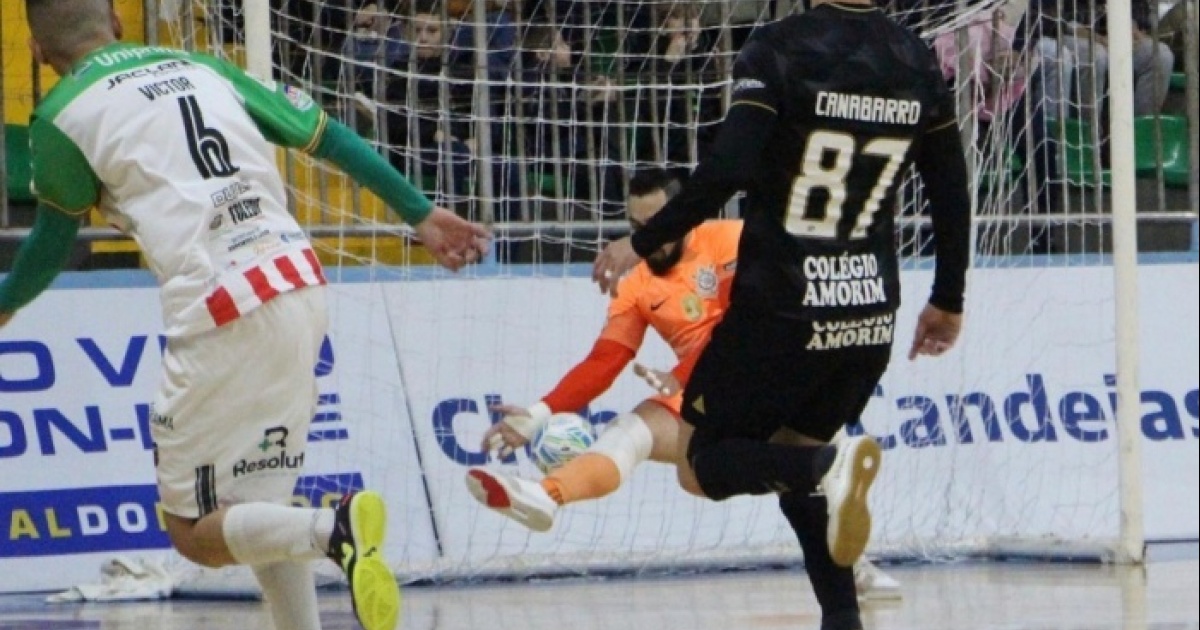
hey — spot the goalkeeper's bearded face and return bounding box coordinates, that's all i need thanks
[646,241,686,276]
[628,189,685,276]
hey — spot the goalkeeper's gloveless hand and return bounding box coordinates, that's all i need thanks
[593,236,641,297]
[482,403,549,459]
[633,362,680,396]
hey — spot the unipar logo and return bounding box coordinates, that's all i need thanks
[92,47,178,67]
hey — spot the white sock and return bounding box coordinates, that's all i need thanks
[591,412,654,482]
[222,502,335,566]
[311,507,335,555]
[253,560,321,630]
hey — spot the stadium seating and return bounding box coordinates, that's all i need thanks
[1169,72,1185,92]
[1052,118,1111,187]
[1134,115,1191,188]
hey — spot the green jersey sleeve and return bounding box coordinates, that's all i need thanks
[0,204,82,313]
[190,53,328,152]
[29,117,100,216]
[187,52,433,224]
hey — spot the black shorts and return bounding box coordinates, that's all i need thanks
[682,307,894,444]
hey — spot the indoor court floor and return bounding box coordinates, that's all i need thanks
[1,545,1196,629]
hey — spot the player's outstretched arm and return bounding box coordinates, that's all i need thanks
[594,42,778,294]
[482,337,637,459]
[310,121,489,271]
[592,101,773,293]
[198,53,490,270]
[911,117,971,359]
[0,206,84,328]
[409,208,492,273]
[1,107,99,327]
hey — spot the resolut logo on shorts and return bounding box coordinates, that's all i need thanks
[232,451,304,477]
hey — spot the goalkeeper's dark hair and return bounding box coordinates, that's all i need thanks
[628,167,682,200]
[26,0,116,60]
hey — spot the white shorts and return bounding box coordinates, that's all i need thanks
[151,287,329,518]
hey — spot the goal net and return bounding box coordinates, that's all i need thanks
[154,0,1150,589]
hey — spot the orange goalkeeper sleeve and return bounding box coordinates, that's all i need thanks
[541,338,636,413]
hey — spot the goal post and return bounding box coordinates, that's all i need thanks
[142,0,1180,590]
[1105,0,1146,565]
[243,0,272,79]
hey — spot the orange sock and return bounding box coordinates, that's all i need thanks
[541,453,622,506]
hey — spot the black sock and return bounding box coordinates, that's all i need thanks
[691,438,832,501]
[778,492,861,630]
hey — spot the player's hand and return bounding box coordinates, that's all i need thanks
[413,207,491,272]
[908,303,963,361]
[0,311,12,329]
[634,362,681,396]
[482,404,545,459]
[592,236,641,296]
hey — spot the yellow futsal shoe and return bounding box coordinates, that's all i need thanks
[328,491,401,630]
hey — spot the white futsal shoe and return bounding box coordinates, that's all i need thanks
[465,468,558,532]
[818,435,883,567]
[854,558,902,601]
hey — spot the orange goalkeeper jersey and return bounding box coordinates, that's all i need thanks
[540,220,741,414]
[601,219,740,364]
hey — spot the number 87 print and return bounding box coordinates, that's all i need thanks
[786,131,911,240]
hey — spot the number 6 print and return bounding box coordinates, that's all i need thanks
[179,94,240,179]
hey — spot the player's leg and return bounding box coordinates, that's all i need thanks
[682,316,838,502]
[154,293,328,630]
[684,315,888,562]
[465,399,676,531]
[162,505,331,569]
[779,491,861,630]
[542,398,678,504]
[672,420,704,497]
[165,493,394,630]
[154,289,337,571]
[802,344,890,569]
[679,314,882,630]
[252,560,322,630]
[822,428,902,601]
[153,288,399,630]
[762,338,892,630]
[852,555,901,601]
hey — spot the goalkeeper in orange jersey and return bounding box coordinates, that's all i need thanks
[464,168,900,599]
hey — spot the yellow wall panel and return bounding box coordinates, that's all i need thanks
[3,0,145,124]
[4,3,423,267]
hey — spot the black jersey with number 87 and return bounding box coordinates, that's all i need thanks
[729,4,956,321]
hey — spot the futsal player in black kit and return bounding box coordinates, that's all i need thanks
[592,0,971,628]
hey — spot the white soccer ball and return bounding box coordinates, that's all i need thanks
[530,413,595,475]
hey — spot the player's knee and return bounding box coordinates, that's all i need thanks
[688,451,737,502]
[167,532,220,568]
[178,547,228,569]
[165,516,231,568]
[676,465,705,497]
[634,403,680,463]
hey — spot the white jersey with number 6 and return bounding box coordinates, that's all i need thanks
[29,43,329,337]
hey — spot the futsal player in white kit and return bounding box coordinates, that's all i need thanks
[0,2,489,629]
